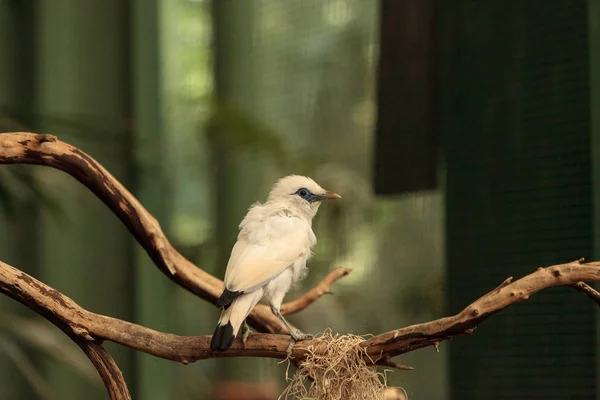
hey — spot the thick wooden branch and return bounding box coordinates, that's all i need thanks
[2,258,600,372]
[0,132,348,334]
[0,259,314,365]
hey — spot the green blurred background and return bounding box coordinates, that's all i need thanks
[0,0,599,399]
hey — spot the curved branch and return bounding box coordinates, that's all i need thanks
[0,132,348,334]
[78,342,131,400]
[281,267,352,315]
[0,259,131,399]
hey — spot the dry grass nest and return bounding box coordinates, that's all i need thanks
[279,329,407,400]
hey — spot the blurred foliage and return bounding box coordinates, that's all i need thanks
[0,314,103,399]
[205,102,288,168]
[0,168,63,221]
[0,111,128,143]
[0,119,64,222]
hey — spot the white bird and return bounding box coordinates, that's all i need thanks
[210,175,341,351]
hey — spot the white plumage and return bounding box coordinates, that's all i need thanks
[210,175,341,351]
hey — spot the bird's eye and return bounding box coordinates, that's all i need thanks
[298,189,308,197]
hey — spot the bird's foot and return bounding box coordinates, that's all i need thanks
[286,330,314,358]
[241,321,251,349]
[291,329,314,341]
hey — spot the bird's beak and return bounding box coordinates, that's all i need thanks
[323,191,342,200]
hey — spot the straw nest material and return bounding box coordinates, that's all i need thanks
[279,329,406,400]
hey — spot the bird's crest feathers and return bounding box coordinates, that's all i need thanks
[267,175,326,201]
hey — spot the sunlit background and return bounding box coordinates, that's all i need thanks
[1,1,599,399]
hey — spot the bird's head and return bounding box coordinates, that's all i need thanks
[267,175,341,218]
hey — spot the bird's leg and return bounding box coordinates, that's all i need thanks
[270,305,313,340]
[240,320,251,348]
[270,305,313,357]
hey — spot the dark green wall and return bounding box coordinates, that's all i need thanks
[0,1,40,399]
[441,2,595,399]
[0,1,175,398]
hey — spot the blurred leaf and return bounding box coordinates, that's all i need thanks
[0,109,130,142]
[399,274,445,317]
[0,165,64,222]
[0,115,30,132]
[0,314,103,387]
[0,337,56,400]
[11,169,66,221]
[0,178,17,217]
[205,102,288,168]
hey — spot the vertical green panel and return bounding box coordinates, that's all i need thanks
[443,2,593,399]
[160,1,218,396]
[374,0,438,195]
[131,0,174,398]
[36,1,134,399]
[0,1,38,398]
[210,0,271,383]
[210,0,261,289]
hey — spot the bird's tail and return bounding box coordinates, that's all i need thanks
[210,290,262,351]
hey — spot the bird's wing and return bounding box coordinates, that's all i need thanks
[223,214,310,293]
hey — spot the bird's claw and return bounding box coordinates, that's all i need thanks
[240,321,251,349]
[291,329,314,341]
[286,331,314,358]
[295,333,314,341]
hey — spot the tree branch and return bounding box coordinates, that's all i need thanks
[0,132,349,335]
[78,342,131,400]
[0,259,318,365]
[281,267,352,315]
[2,257,600,370]
[362,259,600,359]
[0,259,131,399]
[572,281,600,306]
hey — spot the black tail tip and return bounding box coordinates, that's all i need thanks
[210,322,235,352]
[216,289,243,309]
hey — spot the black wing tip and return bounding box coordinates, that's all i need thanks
[210,321,235,352]
[216,289,244,309]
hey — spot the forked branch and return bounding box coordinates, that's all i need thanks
[0,132,351,398]
[0,132,349,334]
[2,256,600,397]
